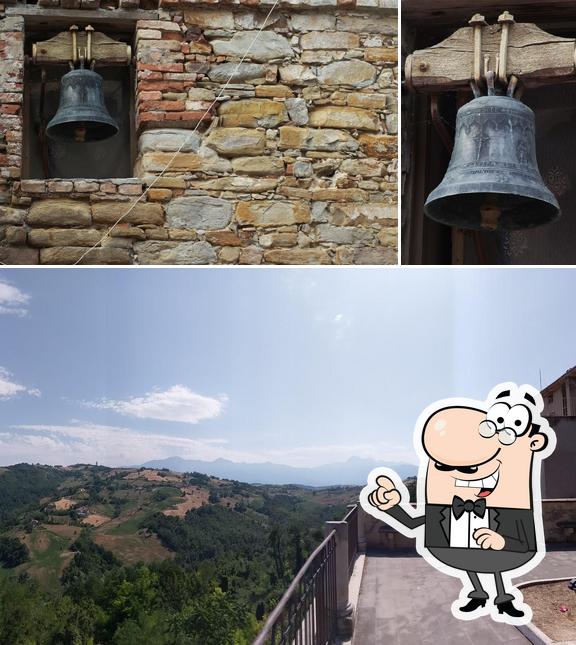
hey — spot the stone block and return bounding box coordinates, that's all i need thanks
[139,151,232,174]
[205,128,267,157]
[139,129,201,153]
[0,247,38,265]
[285,98,309,125]
[28,228,103,248]
[300,32,360,50]
[135,240,216,264]
[258,232,298,248]
[205,230,243,246]
[236,201,310,227]
[289,13,336,31]
[208,63,271,84]
[331,203,397,225]
[336,14,397,34]
[309,106,380,131]
[26,199,91,227]
[279,126,358,152]
[190,177,280,193]
[317,224,356,244]
[317,60,377,88]
[0,206,25,225]
[364,47,398,63]
[92,202,164,226]
[183,9,234,30]
[218,99,289,128]
[231,156,285,176]
[263,248,331,264]
[353,247,396,264]
[341,158,383,177]
[40,246,132,265]
[211,32,293,63]
[166,196,233,230]
[358,133,397,157]
[255,85,294,98]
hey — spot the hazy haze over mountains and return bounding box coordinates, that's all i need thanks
[140,456,417,486]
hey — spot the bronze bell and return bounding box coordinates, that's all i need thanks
[46,68,119,143]
[425,95,560,231]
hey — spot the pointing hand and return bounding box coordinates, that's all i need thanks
[368,475,402,511]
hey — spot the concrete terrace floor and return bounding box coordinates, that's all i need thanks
[352,549,576,645]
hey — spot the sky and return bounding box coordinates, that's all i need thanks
[0,267,573,469]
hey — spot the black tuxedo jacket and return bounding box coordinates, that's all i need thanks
[386,503,536,552]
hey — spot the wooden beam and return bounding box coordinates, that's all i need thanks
[406,22,576,92]
[33,30,131,65]
[7,6,158,31]
[403,1,576,28]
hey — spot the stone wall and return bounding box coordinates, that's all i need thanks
[0,0,398,265]
[360,500,576,551]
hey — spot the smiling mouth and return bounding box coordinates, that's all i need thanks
[455,466,500,498]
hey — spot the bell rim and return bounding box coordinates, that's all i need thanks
[424,188,561,231]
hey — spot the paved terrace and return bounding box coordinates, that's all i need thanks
[352,549,576,644]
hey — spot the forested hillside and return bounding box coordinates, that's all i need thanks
[0,464,358,644]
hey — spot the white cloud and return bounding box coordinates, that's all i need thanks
[3,422,258,466]
[1,422,416,470]
[0,368,40,400]
[85,385,226,424]
[0,280,30,317]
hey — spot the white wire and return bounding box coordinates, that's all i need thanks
[0,1,281,267]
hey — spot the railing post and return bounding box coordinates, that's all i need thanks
[357,506,367,554]
[325,520,354,639]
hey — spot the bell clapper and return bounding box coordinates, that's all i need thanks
[74,125,87,143]
[480,200,502,232]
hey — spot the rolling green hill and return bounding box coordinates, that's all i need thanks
[0,463,359,644]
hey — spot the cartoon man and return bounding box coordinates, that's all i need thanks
[360,383,556,625]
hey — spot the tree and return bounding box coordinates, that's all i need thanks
[0,536,29,568]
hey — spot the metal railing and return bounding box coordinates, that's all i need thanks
[253,503,362,645]
[253,530,337,645]
[344,505,358,573]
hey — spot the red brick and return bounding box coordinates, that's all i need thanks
[138,112,165,122]
[174,111,212,121]
[138,81,186,92]
[138,90,162,101]
[137,63,184,73]
[139,100,186,111]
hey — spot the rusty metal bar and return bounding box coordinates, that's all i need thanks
[253,531,337,645]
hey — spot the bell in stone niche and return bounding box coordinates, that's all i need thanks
[46,68,119,143]
[424,94,560,231]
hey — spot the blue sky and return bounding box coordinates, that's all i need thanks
[0,267,573,468]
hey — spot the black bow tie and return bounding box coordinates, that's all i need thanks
[451,496,486,520]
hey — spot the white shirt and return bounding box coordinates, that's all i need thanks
[450,508,489,548]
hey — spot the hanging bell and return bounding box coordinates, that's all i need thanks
[46,68,119,143]
[424,95,560,231]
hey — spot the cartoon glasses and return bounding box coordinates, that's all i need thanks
[478,402,532,445]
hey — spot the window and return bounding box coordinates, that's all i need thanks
[22,23,135,180]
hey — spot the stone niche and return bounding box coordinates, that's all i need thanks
[0,0,398,265]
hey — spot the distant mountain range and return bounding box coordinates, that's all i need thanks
[139,456,417,487]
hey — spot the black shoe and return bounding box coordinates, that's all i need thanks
[459,598,487,613]
[497,600,524,618]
